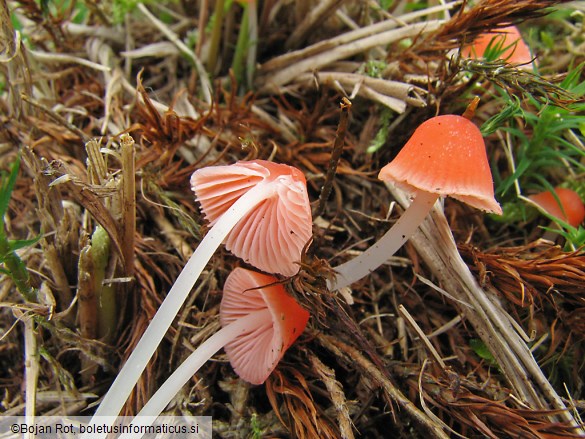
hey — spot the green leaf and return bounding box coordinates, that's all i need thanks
[470,339,497,366]
[480,96,523,136]
[0,155,20,222]
[540,30,555,50]
[367,108,393,154]
[8,236,41,253]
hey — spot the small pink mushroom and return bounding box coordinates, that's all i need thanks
[122,268,309,423]
[529,187,585,227]
[462,25,534,68]
[220,267,310,384]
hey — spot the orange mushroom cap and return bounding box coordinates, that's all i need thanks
[379,115,502,214]
[220,267,309,385]
[529,187,585,227]
[462,25,533,67]
[191,160,312,276]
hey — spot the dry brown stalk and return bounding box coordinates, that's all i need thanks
[314,97,352,218]
[42,161,125,266]
[309,353,355,439]
[21,149,74,311]
[0,0,15,56]
[77,244,97,340]
[120,134,136,278]
[0,0,33,119]
[295,71,428,113]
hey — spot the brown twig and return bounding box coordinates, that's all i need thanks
[309,353,355,439]
[314,97,351,218]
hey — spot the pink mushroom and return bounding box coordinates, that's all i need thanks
[192,160,313,276]
[462,25,534,68]
[120,267,309,424]
[329,114,502,291]
[529,187,585,227]
[221,267,310,384]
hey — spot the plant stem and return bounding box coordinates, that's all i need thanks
[232,2,249,88]
[0,237,37,302]
[91,225,116,342]
[328,190,438,291]
[245,0,257,88]
[86,182,275,436]
[314,97,351,218]
[120,133,136,278]
[77,244,97,340]
[207,0,225,75]
[119,309,272,439]
[23,313,39,425]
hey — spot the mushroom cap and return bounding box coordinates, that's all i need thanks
[220,267,309,385]
[529,187,585,227]
[462,26,533,67]
[378,115,502,214]
[191,160,312,276]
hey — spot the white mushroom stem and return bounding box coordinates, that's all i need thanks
[328,190,439,291]
[118,309,272,439]
[86,183,275,438]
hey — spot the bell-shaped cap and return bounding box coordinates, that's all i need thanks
[462,26,533,67]
[529,187,585,227]
[220,267,309,385]
[379,115,502,214]
[191,160,312,276]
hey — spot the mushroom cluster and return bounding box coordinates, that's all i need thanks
[91,102,505,436]
[88,159,312,432]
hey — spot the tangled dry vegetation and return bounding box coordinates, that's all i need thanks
[1,0,585,437]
